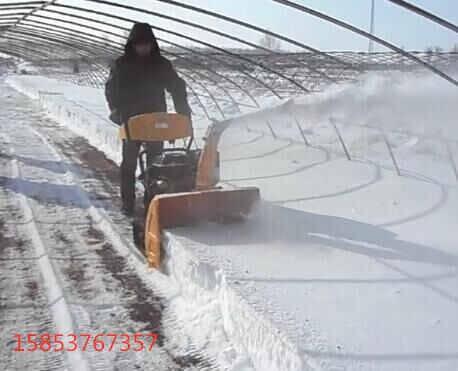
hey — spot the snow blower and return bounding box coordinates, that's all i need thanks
[119,113,260,268]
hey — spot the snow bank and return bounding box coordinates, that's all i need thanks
[6,75,122,164]
[230,71,458,140]
[162,232,309,371]
[9,71,456,166]
[217,71,458,176]
[293,71,458,139]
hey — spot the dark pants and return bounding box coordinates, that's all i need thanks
[121,140,163,209]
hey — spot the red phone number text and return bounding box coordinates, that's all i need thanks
[13,333,159,352]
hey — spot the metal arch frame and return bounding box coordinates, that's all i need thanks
[23,12,256,110]
[28,5,285,98]
[0,13,33,18]
[18,21,120,55]
[0,42,104,86]
[169,54,257,109]
[79,0,339,83]
[178,69,226,119]
[3,31,97,59]
[57,1,310,94]
[1,36,58,57]
[31,4,272,104]
[28,11,260,111]
[271,0,458,87]
[2,26,115,85]
[1,0,456,106]
[5,28,114,60]
[0,18,21,23]
[1,12,120,57]
[0,6,39,12]
[0,48,33,60]
[147,25,284,97]
[24,13,122,51]
[386,0,458,33]
[0,45,49,60]
[8,0,58,29]
[1,37,98,66]
[14,23,120,56]
[5,27,116,83]
[62,3,331,84]
[145,0,355,70]
[0,36,108,84]
[9,8,262,110]
[178,80,212,121]
[0,10,236,114]
[0,2,46,8]
[160,43,260,108]
[0,0,372,99]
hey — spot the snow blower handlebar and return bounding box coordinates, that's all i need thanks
[118,112,193,142]
[119,113,222,189]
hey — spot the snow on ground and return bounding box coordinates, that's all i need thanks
[5,72,458,371]
[0,81,245,370]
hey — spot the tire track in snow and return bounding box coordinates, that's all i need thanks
[0,146,67,371]
[2,136,90,371]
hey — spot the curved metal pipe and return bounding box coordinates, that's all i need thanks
[1,40,211,120]
[4,31,111,81]
[63,1,308,94]
[0,44,49,60]
[271,0,458,86]
[0,18,21,22]
[19,14,252,112]
[0,13,29,18]
[0,6,38,12]
[2,33,77,58]
[0,36,106,85]
[387,0,458,33]
[13,7,261,108]
[0,2,45,8]
[7,28,115,61]
[155,37,261,108]
[18,20,121,55]
[77,0,336,83]
[178,70,226,119]
[46,4,281,99]
[146,0,354,69]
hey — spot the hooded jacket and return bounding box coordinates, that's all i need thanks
[105,23,191,125]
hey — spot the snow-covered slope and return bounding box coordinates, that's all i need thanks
[6,72,458,371]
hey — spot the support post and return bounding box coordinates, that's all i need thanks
[445,140,458,181]
[381,131,401,176]
[293,116,310,146]
[330,118,351,160]
[266,120,277,139]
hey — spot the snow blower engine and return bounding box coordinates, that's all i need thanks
[119,113,260,268]
[140,133,202,208]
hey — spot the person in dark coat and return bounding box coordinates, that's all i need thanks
[105,22,191,215]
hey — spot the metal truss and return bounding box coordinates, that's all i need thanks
[1,0,457,118]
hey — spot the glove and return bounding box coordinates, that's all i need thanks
[109,109,122,125]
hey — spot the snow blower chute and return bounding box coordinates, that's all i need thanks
[119,113,260,268]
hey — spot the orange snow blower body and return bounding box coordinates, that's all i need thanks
[119,113,260,268]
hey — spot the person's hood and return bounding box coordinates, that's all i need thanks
[124,22,160,57]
